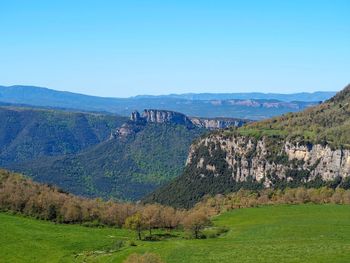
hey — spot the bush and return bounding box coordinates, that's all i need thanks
[81,220,102,228]
[143,235,161,241]
[110,240,125,251]
[128,240,137,247]
[203,226,229,238]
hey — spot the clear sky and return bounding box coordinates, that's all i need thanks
[0,0,349,97]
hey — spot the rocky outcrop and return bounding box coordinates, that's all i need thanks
[111,109,251,139]
[110,123,138,139]
[129,109,250,129]
[190,117,249,130]
[141,109,194,127]
[186,134,350,186]
[130,111,143,122]
[129,109,193,127]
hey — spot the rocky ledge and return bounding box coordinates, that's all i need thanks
[186,134,350,187]
[130,109,250,129]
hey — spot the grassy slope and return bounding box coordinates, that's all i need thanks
[235,84,350,148]
[2,204,350,263]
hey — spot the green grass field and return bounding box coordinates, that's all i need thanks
[1,204,350,263]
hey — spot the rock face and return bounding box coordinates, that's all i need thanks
[144,85,350,208]
[111,109,250,139]
[110,123,137,139]
[140,109,194,127]
[189,117,249,130]
[186,134,350,186]
[130,111,142,122]
[129,109,250,129]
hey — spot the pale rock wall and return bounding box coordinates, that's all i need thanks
[186,134,350,187]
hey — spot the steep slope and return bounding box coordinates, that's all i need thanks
[2,106,249,201]
[0,85,325,119]
[145,85,350,208]
[11,121,205,200]
[0,106,126,165]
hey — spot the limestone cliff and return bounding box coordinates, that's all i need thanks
[129,109,250,130]
[186,134,350,187]
[144,85,350,208]
[189,117,250,130]
[140,109,194,127]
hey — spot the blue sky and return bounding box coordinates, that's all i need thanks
[0,0,349,97]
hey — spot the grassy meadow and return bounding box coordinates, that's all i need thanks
[1,204,350,263]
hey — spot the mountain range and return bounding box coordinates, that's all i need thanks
[134,91,336,101]
[0,84,344,202]
[0,85,334,120]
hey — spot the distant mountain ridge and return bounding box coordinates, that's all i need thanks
[0,85,333,120]
[134,91,337,102]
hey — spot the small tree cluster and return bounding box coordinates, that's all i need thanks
[182,208,210,238]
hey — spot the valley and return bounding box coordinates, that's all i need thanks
[1,2,348,262]
[0,107,208,200]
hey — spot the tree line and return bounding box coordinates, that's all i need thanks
[0,170,210,239]
[2,169,350,241]
[194,186,350,215]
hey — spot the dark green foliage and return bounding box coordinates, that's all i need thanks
[0,106,126,165]
[109,240,125,251]
[0,105,205,201]
[203,226,229,238]
[339,177,350,189]
[144,142,263,208]
[10,122,204,201]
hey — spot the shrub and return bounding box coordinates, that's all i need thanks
[110,240,125,251]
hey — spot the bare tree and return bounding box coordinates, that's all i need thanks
[182,209,210,239]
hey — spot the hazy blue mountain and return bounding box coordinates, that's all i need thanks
[133,91,337,102]
[0,85,333,120]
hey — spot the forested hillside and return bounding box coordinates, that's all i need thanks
[0,107,206,200]
[145,85,350,208]
[0,106,126,164]
[11,123,204,200]
[236,84,350,148]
